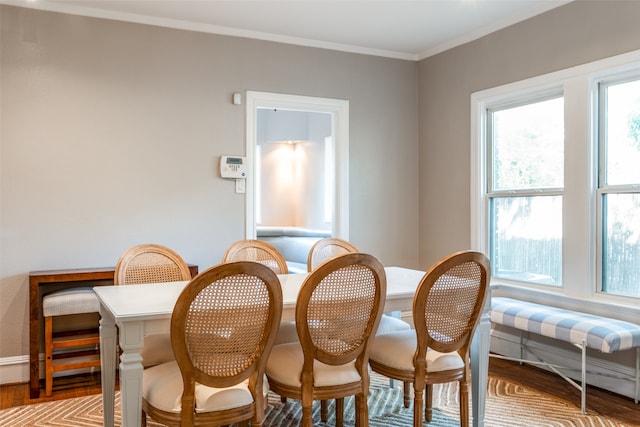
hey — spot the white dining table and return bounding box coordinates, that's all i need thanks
[94,266,490,427]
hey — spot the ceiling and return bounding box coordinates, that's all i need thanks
[7,0,573,60]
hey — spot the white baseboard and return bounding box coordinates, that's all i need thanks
[491,328,639,400]
[0,355,30,385]
[0,353,99,386]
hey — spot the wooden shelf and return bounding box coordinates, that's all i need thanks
[28,264,198,399]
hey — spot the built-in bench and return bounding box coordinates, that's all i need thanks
[490,296,640,414]
[256,226,331,273]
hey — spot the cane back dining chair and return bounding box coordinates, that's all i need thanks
[141,261,283,427]
[305,237,363,418]
[277,237,361,348]
[307,237,410,333]
[223,238,297,356]
[265,252,386,427]
[306,237,359,271]
[222,239,289,274]
[42,287,101,396]
[114,243,192,367]
[306,237,411,419]
[368,250,490,427]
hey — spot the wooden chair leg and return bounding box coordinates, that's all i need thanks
[321,399,328,421]
[403,381,411,408]
[45,317,54,397]
[355,394,368,427]
[413,385,424,427]
[425,384,433,422]
[335,398,344,427]
[302,404,313,427]
[459,380,470,427]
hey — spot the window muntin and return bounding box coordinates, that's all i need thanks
[599,77,640,298]
[487,95,564,286]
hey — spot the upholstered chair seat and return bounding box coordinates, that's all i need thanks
[266,342,361,388]
[376,315,411,334]
[43,288,100,316]
[143,361,270,414]
[370,330,465,372]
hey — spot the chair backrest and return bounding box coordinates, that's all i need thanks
[171,261,283,425]
[296,252,386,368]
[413,251,490,360]
[307,237,359,272]
[114,243,192,285]
[222,239,289,274]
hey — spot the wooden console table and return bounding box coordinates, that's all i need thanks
[28,265,198,399]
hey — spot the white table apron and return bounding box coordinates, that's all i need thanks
[95,266,490,427]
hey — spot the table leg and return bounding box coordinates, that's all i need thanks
[471,302,490,427]
[118,321,145,427]
[99,308,117,427]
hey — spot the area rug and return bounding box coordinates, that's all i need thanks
[0,375,636,427]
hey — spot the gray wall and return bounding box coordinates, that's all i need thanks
[3,0,640,383]
[417,0,640,398]
[0,5,419,364]
[417,0,640,266]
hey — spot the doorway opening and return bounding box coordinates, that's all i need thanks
[245,92,349,271]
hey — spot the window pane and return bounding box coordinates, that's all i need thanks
[604,79,640,185]
[602,193,640,298]
[491,97,564,191]
[491,196,562,285]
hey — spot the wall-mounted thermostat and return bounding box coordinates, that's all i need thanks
[220,155,247,179]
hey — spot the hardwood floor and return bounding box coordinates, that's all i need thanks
[0,372,104,410]
[488,358,639,425]
[1,359,638,424]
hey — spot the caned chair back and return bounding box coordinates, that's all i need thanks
[169,261,282,425]
[114,243,191,285]
[265,253,385,427]
[413,250,490,359]
[307,237,359,272]
[222,239,288,274]
[297,252,386,367]
[368,251,490,427]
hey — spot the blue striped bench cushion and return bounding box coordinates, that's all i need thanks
[491,297,640,353]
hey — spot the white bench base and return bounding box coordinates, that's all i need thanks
[490,297,640,415]
[491,334,640,414]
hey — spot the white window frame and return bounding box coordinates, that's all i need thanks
[486,92,565,286]
[596,74,640,298]
[245,91,349,240]
[471,48,640,311]
[323,136,334,224]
